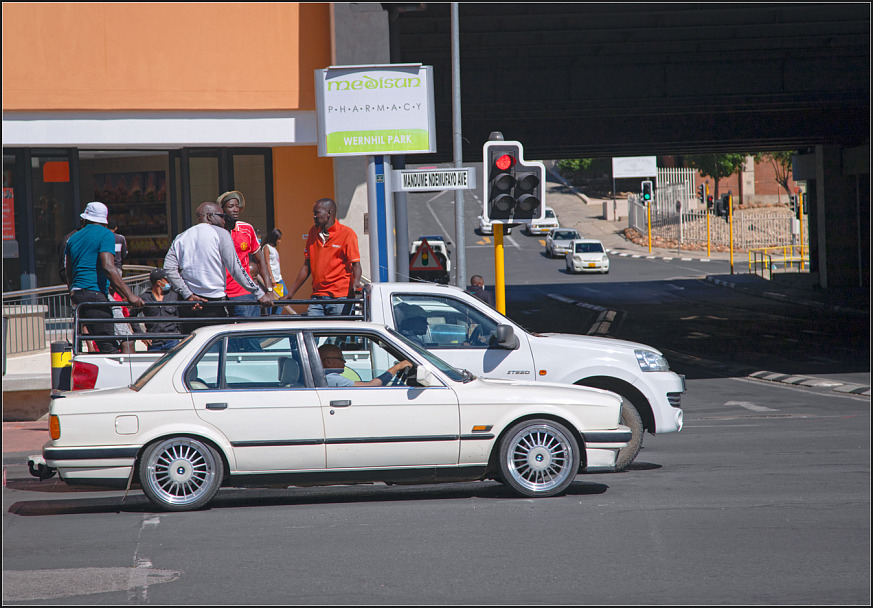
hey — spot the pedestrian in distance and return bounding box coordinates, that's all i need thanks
[64,202,144,353]
[467,274,495,307]
[136,268,181,352]
[163,201,274,333]
[217,190,273,319]
[286,198,363,316]
[261,228,292,315]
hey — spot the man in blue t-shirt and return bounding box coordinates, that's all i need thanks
[65,202,143,353]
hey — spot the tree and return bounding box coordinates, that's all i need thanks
[686,153,748,199]
[754,151,794,197]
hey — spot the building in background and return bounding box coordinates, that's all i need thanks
[3,3,390,292]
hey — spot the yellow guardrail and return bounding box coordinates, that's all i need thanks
[749,246,810,279]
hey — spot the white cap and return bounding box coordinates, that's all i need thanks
[80,202,109,224]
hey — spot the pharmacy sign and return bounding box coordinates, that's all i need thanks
[315,64,436,157]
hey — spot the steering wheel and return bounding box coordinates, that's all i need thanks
[468,324,485,346]
[389,364,416,387]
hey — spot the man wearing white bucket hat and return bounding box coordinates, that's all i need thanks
[64,202,144,353]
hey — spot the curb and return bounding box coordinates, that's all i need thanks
[748,370,870,397]
[610,250,715,263]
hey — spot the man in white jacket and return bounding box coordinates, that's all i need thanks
[164,202,274,332]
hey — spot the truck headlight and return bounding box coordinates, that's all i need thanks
[635,349,670,372]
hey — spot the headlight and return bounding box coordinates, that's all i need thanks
[635,349,670,372]
[602,255,609,262]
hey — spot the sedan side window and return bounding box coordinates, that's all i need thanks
[391,294,498,349]
[187,334,306,391]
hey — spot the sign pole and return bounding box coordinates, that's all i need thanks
[728,191,735,275]
[367,155,394,283]
[451,3,466,288]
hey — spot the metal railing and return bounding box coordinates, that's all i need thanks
[2,266,153,356]
[749,246,810,280]
[629,198,809,252]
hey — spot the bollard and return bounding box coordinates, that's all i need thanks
[51,341,73,391]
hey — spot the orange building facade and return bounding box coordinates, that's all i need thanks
[3,3,336,291]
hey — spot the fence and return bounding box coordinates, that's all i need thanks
[2,266,152,356]
[629,196,809,252]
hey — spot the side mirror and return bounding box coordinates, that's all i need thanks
[494,324,519,350]
[415,365,439,387]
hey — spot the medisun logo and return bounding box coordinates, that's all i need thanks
[327,75,422,92]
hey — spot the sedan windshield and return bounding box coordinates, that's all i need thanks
[554,231,578,240]
[575,242,604,253]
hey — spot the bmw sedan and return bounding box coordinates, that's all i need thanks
[34,320,630,511]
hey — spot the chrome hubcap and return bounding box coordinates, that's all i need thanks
[507,424,574,493]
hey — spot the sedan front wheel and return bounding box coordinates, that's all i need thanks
[498,419,580,497]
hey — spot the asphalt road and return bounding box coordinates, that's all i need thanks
[3,180,869,604]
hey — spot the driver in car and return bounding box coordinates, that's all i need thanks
[318,344,412,387]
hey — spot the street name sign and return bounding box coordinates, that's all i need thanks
[392,167,476,192]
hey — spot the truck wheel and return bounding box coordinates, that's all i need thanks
[140,437,223,511]
[498,419,580,497]
[615,402,644,472]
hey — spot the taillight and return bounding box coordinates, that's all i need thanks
[72,361,98,390]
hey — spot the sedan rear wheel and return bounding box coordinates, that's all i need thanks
[498,419,580,497]
[140,437,223,511]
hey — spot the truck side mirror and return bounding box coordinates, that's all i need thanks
[494,324,519,350]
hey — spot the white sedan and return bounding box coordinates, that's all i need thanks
[33,320,630,511]
[566,239,610,274]
[545,228,581,258]
[477,214,512,236]
[526,207,560,235]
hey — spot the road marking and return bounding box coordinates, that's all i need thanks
[726,400,779,412]
[128,515,165,603]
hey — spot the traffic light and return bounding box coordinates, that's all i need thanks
[789,194,798,218]
[707,195,714,210]
[697,184,705,203]
[716,193,730,217]
[641,181,653,203]
[482,140,545,224]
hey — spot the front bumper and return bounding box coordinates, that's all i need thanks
[570,259,609,272]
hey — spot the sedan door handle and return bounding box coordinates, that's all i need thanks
[330,400,351,407]
[205,402,228,410]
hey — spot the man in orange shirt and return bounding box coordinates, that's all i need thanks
[286,198,362,316]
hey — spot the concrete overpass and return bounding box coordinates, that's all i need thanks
[333,3,869,289]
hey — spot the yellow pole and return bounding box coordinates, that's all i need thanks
[798,192,805,270]
[494,223,506,315]
[728,193,734,274]
[647,200,652,253]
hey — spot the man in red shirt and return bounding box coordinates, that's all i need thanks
[217,190,273,317]
[287,198,362,316]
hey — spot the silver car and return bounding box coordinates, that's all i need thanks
[545,228,581,258]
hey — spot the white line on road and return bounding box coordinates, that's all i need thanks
[726,400,779,412]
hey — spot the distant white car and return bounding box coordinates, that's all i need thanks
[566,239,610,274]
[34,320,630,511]
[545,228,581,258]
[477,215,512,236]
[527,207,559,235]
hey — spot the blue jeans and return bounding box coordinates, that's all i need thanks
[307,294,346,317]
[148,339,180,352]
[228,293,262,317]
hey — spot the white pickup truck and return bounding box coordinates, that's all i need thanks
[60,282,684,471]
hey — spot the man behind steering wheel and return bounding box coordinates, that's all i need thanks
[318,344,412,387]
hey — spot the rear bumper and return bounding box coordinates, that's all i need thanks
[41,445,140,487]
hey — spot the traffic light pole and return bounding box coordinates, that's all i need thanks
[728,192,734,274]
[451,2,466,288]
[494,223,506,314]
[367,154,395,282]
